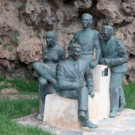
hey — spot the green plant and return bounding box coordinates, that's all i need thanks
[0,97,53,135]
[7,78,39,93]
[0,77,39,92]
[0,78,12,90]
[0,77,6,82]
[14,56,19,63]
[8,47,13,52]
[33,32,39,38]
[3,43,10,49]
[12,32,19,44]
[123,82,135,110]
[0,98,39,119]
[0,115,52,135]
[0,83,12,90]
[0,77,53,135]
[18,4,26,11]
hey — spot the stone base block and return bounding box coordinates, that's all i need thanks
[43,65,111,129]
[43,94,80,129]
[89,65,111,122]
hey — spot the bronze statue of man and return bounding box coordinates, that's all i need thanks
[33,31,66,118]
[100,26,129,118]
[69,13,100,69]
[56,43,97,128]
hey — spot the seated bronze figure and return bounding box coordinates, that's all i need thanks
[56,43,97,128]
[33,31,66,118]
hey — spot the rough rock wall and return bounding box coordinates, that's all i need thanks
[0,0,134,81]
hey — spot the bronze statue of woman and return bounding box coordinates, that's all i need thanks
[33,31,66,118]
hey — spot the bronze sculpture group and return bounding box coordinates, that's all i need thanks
[33,13,129,129]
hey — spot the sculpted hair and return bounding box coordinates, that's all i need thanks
[81,13,93,20]
[46,31,56,40]
[68,43,80,52]
[81,13,93,24]
[102,25,114,35]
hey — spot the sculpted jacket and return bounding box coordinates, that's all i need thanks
[100,36,129,73]
[56,57,93,92]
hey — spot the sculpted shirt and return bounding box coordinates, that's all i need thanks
[69,29,100,64]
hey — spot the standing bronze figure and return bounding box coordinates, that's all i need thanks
[100,26,129,118]
[69,13,100,69]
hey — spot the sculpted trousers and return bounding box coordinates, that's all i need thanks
[33,62,57,117]
[33,62,56,80]
[39,77,56,117]
[33,62,58,88]
[59,86,89,112]
[110,72,126,111]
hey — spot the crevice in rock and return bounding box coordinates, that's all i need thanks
[62,0,75,5]
[78,10,90,19]
[129,54,135,59]
[113,21,132,29]
[9,61,35,81]
[0,58,35,81]
[91,0,98,7]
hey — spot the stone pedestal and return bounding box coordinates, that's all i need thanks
[43,65,111,129]
[90,65,111,122]
[43,94,80,129]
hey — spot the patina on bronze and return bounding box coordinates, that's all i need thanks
[33,31,66,118]
[69,13,100,69]
[100,26,129,118]
[56,43,98,128]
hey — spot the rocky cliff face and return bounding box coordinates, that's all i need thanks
[0,0,134,81]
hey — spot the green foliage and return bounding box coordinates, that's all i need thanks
[3,44,14,51]
[0,97,53,135]
[0,81,12,90]
[3,43,11,49]
[0,77,53,135]
[0,115,52,135]
[8,78,39,92]
[12,32,19,44]
[18,4,26,11]
[14,56,19,63]
[8,47,13,52]
[0,77,39,93]
[0,77,6,82]
[0,98,39,119]
[33,32,39,37]
[0,41,2,45]
[123,82,135,110]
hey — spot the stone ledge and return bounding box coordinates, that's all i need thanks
[15,109,135,135]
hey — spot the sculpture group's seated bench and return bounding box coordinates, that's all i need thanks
[43,65,111,129]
